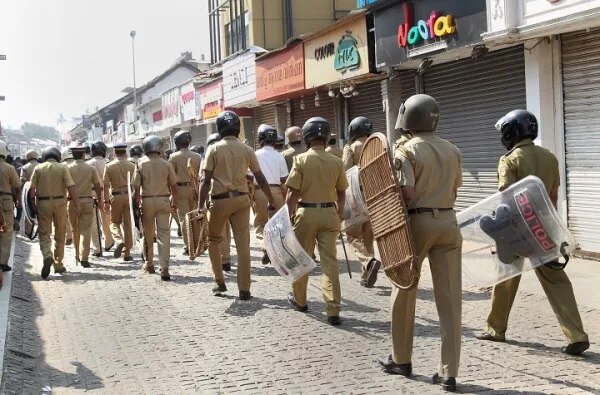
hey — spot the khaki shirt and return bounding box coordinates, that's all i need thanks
[286,146,348,203]
[282,144,307,172]
[326,146,343,159]
[0,159,20,195]
[30,159,75,197]
[395,132,462,209]
[497,138,559,193]
[67,160,100,198]
[104,158,136,192]
[20,161,38,184]
[168,148,202,183]
[132,155,177,196]
[342,139,365,171]
[203,136,260,195]
[87,156,107,187]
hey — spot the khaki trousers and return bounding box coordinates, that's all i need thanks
[208,195,252,291]
[68,200,94,262]
[485,263,588,344]
[91,203,114,252]
[391,210,462,378]
[65,210,73,241]
[292,206,341,316]
[110,195,133,257]
[176,185,197,250]
[221,221,232,263]
[345,221,375,279]
[37,198,68,268]
[0,196,14,266]
[141,197,171,269]
[253,186,285,238]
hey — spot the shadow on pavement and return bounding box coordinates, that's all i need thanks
[507,339,600,365]
[1,239,104,393]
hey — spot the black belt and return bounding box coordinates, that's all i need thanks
[408,207,453,214]
[142,194,170,198]
[254,184,281,187]
[211,191,248,200]
[0,192,12,196]
[298,202,335,208]
[68,196,93,201]
[177,182,192,186]
[38,196,65,201]
[112,191,128,196]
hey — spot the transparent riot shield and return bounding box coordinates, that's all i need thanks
[342,166,369,231]
[458,176,576,287]
[264,205,316,282]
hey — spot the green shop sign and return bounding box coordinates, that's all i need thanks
[334,33,361,73]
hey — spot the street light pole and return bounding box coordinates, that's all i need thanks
[130,30,137,133]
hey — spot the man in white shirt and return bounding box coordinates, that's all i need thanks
[253,124,288,245]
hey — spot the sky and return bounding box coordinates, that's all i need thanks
[0,0,210,132]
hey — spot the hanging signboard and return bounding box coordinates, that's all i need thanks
[256,42,305,102]
[199,80,224,121]
[223,49,265,107]
[180,81,197,121]
[161,86,182,128]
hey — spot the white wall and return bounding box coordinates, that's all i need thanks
[521,0,600,26]
[140,66,197,105]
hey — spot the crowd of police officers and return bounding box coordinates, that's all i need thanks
[0,93,590,392]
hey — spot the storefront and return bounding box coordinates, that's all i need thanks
[198,78,224,145]
[159,85,181,147]
[372,0,527,210]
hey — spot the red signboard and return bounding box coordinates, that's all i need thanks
[152,110,163,122]
[256,43,305,101]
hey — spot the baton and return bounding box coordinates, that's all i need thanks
[339,233,352,279]
[94,200,102,257]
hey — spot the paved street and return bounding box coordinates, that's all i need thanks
[1,225,599,395]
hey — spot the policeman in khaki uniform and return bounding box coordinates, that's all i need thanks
[103,143,135,262]
[132,136,178,281]
[342,117,382,288]
[88,141,114,255]
[169,130,202,256]
[62,148,75,245]
[0,141,21,272]
[30,147,80,279]
[285,117,348,326]
[198,111,276,300]
[325,134,343,158]
[282,126,306,172]
[476,110,590,356]
[67,146,102,267]
[378,95,463,393]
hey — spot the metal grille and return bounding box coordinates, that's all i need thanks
[253,104,278,149]
[190,125,208,149]
[348,80,387,135]
[424,45,526,210]
[291,94,338,137]
[562,29,600,252]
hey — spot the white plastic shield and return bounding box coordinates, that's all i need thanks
[342,166,369,231]
[127,172,139,253]
[458,176,577,287]
[264,205,316,282]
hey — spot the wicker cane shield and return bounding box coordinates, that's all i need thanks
[185,209,209,261]
[358,132,419,290]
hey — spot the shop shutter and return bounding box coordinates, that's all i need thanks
[424,45,526,210]
[252,104,278,148]
[562,29,600,252]
[190,125,208,149]
[291,93,338,137]
[348,79,387,135]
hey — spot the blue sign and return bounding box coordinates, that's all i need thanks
[357,0,379,8]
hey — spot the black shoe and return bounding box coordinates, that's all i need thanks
[183,248,189,256]
[0,264,12,272]
[360,279,368,287]
[80,261,91,268]
[123,256,133,262]
[287,292,308,312]
[222,262,232,272]
[327,316,341,326]
[41,257,53,279]
[93,252,102,258]
[160,268,171,281]
[113,242,125,258]
[377,355,412,377]
[239,291,252,300]
[562,341,590,356]
[365,258,381,288]
[475,332,506,342]
[433,373,457,392]
[261,252,270,265]
[105,241,115,252]
[177,228,182,237]
[212,282,227,296]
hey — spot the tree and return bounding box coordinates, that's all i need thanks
[21,122,61,142]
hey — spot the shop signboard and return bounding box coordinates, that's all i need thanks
[256,42,305,101]
[180,81,197,121]
[373,0,486,68]
[223,50,264,107]
[161,86,181,128]
[199,80,224,121]
[304,15,371,89]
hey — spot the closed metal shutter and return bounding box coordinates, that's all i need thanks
[424,45,526,210]
[190,125,208,149]
[292,94,338,137]
[348,79,386,135]
[252,104,278,148]
[562,29,600,252]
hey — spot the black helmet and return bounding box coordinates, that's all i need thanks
[302,117,330,145]
[85,144,91,155]
[398,94,439,132]
[91,141,107,157]
[207,133,221,147]
[143,135,163,155]
[257,124,278,145]
[348,116,373,141]
[495,110,538,150]
[129,144,143,157]
[42,146,61,162]
[216,111,240,137]
[174,130,192,149]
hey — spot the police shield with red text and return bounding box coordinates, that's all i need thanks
[475,110,590,356]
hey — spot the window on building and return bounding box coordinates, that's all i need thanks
[226,10,249,56]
